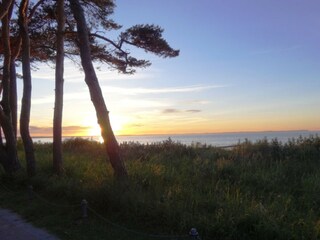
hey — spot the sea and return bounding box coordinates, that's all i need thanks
[31,130,320,147]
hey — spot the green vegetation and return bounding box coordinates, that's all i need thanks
[1,136,320,239]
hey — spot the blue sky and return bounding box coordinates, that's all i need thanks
[19,0,320,136]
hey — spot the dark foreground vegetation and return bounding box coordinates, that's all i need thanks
[1,136,320,239]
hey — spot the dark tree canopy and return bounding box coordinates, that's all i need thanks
[1,0,179,74]
[120,24,179,58]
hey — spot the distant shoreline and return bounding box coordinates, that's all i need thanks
[13,129,319,139]
[13,130,320,147]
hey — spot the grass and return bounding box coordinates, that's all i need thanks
[0,136,320,239]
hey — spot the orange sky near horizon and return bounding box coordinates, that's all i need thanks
[27,113,320,137]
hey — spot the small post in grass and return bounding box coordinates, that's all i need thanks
[81,199,88,219]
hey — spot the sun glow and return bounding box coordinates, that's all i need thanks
[81,115,99,136]
[82,114,127,136]
[110,115,127,135]
[88,124,101,136]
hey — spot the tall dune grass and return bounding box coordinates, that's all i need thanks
[1,136,320,239]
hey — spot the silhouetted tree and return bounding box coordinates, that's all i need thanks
[68,0,179,178]
[0,0,21,174]
[1,0,179,178]
[53,0,65,175]
[0,0,44,176]
[69,0,128,178]
[18,0,36,176]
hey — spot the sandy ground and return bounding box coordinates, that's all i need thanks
[0,208,59,240]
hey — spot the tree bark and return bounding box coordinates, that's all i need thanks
[0,110,20,173]
[0,124,3,146]
[69,0,128,178]
[10,36,22,140]
[19,0,36,177]
[1,17,11,115]
[10,58,18,138]
[0,7,21,175]
[53,0,65,175]
[0,85,2,147]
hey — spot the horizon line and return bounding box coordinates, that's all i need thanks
[14,129,320,138]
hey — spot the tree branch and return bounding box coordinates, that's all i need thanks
[28,0,47,20]
[90,33,121,50]
[0,0,13,21]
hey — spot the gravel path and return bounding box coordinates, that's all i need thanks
[0,208,60,240]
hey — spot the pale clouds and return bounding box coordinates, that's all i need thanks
[162,108,180,113]
[32,95,55,105]
[101,84,225,95]
[186,109,202,113]
[183,100,210,105]
[32,91,92,105]
[63,69,152,83]
[30,61,152,83]
[162,108,202,114]
[115,98,169,109]
[29,125,90,136]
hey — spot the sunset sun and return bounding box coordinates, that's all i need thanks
[82,114,125,136]
[88,124,101,136]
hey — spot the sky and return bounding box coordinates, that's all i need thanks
[17,0,320,136]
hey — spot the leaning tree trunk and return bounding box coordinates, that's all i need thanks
[69,0,128,178]
[19,0,36,177]
[0,7,21,174]
[53,0,65,175]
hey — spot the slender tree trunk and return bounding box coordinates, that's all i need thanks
[69,0,128,178]
[0,88,3,147]
[19,0,36,177]
[9,37,22,140]
[1,19,11,115]
[53,0,65,175]
[0,110,20,173]
[10,58,18,138]
[0,124,3,146]
[0,8,20,174]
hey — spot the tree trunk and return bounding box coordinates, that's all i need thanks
[0,85,3,147]
[0,88,2,147]
[10,58,18,138]
[69,0,128,178]
[0,110,21,172]
[0,7,21,175]
[0,124,3,146]
[10,37,22,140]
[53,0,65,175]
[1,18,11,115]
[19,0,36,177]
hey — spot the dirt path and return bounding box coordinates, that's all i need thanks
[0,208,59,240]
